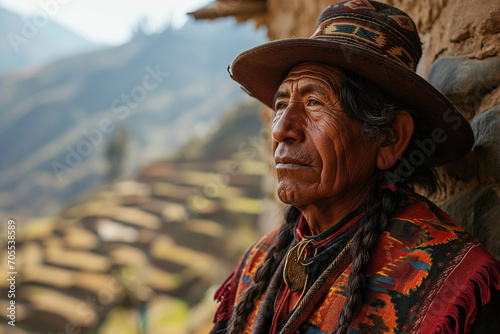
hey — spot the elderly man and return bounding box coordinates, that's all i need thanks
[210,1,500,333]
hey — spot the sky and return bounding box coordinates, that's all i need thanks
[0,0,211,45]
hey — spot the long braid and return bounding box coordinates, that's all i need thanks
[227,205,299,333]
[333,185,407,334]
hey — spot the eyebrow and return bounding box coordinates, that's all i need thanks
[273,83,329,106]
[273,90,289,106]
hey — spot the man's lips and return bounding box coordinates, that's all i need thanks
[274,144,314,169]
[274,156,312,169]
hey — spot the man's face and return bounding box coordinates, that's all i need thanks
[271,63,379,209]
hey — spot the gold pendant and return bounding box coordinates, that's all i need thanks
[283,239,317,292]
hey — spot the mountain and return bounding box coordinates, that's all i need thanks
[0,6,104,74]
[0,17,267,220]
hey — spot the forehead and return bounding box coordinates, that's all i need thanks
[279,63,344,90]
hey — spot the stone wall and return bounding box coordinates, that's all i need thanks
[257,0,500,258]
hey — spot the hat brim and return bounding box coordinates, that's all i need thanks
[230,38,474,167]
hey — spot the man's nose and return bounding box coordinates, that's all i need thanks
[271,103,305,143]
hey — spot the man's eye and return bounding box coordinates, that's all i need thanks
[308,99,321,106]
[275,102,287,110]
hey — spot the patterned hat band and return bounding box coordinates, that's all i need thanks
[311,0,421,71]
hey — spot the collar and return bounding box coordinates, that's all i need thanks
[295,207,365,249]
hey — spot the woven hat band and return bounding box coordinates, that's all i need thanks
[311,0,421,71]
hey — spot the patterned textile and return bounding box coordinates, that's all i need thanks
[311,0,421,71]
[212,193,500,333]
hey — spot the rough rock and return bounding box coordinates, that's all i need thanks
[384,0,448,34]
[427,56,500,118]
[417,0,500,76]
[479,85,500,114]
[439,184,500,259]
[472,105,500,180]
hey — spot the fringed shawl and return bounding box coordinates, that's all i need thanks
[211,194,500,333]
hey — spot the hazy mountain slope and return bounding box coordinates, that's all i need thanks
[0,6,103,73]
[173,99,264,162]
[0,18,267,219]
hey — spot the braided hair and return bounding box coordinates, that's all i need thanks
[331,68,437,334]
[333,185,407,334]
[227,67,436,334]
[227,205,299,333]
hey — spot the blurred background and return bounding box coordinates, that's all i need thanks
[1,0,499,333]
[0,1,271,333]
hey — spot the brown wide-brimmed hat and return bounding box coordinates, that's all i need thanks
[229,0,474,167]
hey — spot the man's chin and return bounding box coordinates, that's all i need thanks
[277,184,305,207]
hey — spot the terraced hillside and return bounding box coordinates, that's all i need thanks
[0,101,270,333]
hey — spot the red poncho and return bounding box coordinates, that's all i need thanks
[212,193,500,333]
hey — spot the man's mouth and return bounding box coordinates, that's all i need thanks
[275,156,311,169]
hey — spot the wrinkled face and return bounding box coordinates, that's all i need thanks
[271,63,379,208]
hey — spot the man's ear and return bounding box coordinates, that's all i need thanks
[376,111,414,170]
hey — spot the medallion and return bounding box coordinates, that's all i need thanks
[283,239,317,292]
